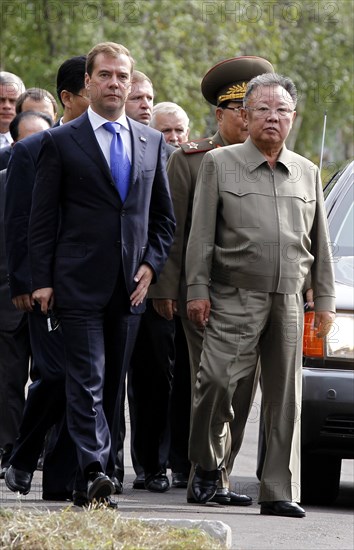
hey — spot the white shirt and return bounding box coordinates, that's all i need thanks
[0,131,12,149]
[87,106,132,166]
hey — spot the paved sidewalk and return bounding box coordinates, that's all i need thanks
[1,387,353,549]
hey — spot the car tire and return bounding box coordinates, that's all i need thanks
[301,453,341,505]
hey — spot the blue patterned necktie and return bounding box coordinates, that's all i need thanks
[103,122,131,202]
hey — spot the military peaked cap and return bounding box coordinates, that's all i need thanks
[201,56,275,106]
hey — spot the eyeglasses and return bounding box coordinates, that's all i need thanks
[223,106,242,114]
[72,93,89,101]
[245,106,294,118]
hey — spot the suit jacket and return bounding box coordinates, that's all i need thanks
[4,133,43,298]
[29,112,175,313]
[0,146,11,171]
[0,169,25,330]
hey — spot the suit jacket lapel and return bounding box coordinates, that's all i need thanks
[128,118,149,187]
[69,112,113,183]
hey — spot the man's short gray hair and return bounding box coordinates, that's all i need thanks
[243,73,297,107]
[150,101,190,129]
[0,71,26,96]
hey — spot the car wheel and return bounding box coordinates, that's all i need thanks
[301,453,341,505]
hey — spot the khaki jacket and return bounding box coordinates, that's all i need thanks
[186,138,336,313]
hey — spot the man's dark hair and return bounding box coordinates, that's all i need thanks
[9,111,53,141]
[56,55,87,107]
[15,87,58,115]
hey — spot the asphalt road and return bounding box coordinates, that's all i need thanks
[1,387,353,550]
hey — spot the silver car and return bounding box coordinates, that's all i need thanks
[257,160,354,504]
[301,160,354,504]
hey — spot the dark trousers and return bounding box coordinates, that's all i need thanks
[131,300,174,476]
[60,276,141,487]
[116,369,144,481]
[0,316,31,467]
[168,316,191,475]
[10,307,77,494]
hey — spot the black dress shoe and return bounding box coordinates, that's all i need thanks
[73,490,118,509]
[211,488,253,506]
[5,465,33,495]
[132,472,145,489]
[111,475,123,495]
[87,472,114,501]
[260,501,306,518]
[190,465,221,504]
[171,472,189,488]
[42,491,73,501]
[145,471,170,492]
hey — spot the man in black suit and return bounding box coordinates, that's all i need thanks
[0,111,52,478]
[26,42,175,504]
[4,57,89,503]
[0,146,11,170]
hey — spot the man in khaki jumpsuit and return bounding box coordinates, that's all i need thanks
[186,73,335,517]
[151,56,274,505]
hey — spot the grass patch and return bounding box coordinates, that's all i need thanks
[0,506,224,549]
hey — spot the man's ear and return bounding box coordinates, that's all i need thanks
[60,90,72,109]
[240,107,248,124]
[215,107,223,123]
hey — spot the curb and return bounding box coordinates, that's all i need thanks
[137,518,232,548]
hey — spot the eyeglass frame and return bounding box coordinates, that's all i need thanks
[245,106,295,118]
[222,106,242,114]
[71,92,89,101]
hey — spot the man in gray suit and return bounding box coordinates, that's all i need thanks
[186,73,335,517]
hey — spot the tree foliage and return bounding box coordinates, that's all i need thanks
[1,0,353,166]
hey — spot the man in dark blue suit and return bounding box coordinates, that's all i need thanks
[4,57,89,503]
[0,112,53,477]
[27,42,175,503]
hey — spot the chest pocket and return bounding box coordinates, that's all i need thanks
[291,193,316,232]
[222,188,260,228]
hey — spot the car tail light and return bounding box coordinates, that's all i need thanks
[303,311,324,357]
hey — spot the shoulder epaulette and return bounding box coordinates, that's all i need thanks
[179,137,219,155]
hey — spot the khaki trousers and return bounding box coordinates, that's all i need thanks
[188,285,303,502]
[182,314,260,491]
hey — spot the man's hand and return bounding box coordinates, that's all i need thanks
[187,299,210,329]
[130,264,154,307]
[314,311,336,338]
[12,294,35,312]
[305,288,314,309]
[152,298,177,320]
[31,287,54,315]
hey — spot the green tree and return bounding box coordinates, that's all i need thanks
[1,0,352,166]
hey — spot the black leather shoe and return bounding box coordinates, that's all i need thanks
[133,472,145,489]
[145,471,170,492]
[87,472,114,501]
[172,472,189,488]
[42,491,72,501]
[111,475,123,495]
[73,490,118,509]
[260,501,306,518]
[211,488,253,506]
[190,465,220,504]
[5,465,33,495]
